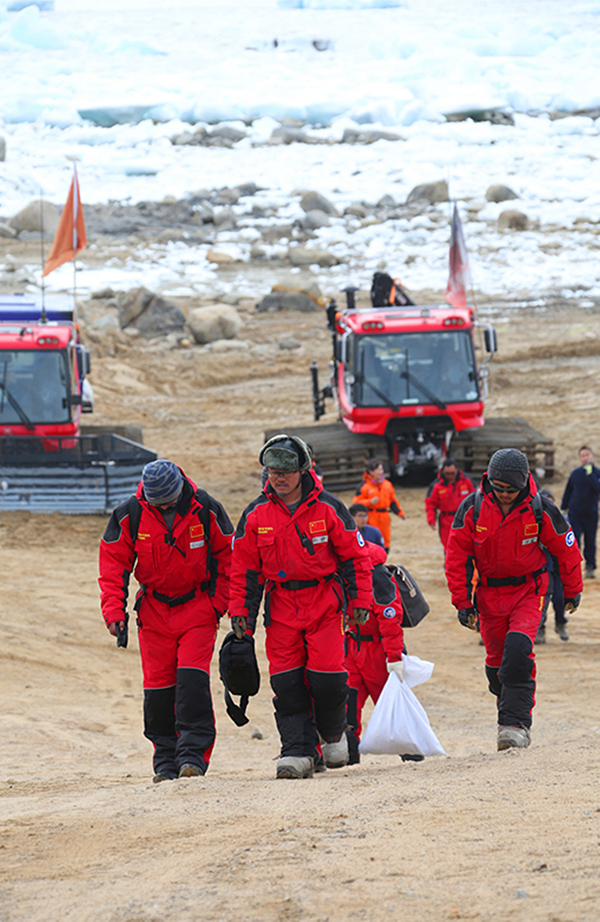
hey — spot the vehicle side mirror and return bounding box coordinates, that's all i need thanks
[484,326,497,354]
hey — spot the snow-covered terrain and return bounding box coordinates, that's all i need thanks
[0,0,599,300]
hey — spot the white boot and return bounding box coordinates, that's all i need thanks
[497,725,531,751]
[321,735,349,769]
[276,756,314,779]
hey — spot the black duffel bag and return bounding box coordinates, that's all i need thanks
[386,564,430,628]
[219,631,261,726]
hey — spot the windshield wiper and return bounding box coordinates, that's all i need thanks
[355,372,399,411]
[0,382,35,429]
[399,370,447,410]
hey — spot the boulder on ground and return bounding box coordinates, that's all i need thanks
[256,275,323,313]
[0,222,17,239]
[486,184,519,203]
[301,209,331,230]
[299,191,338,216]
[116,287,186,337]
[406,180,449,205]
[288,246,340,268]
[188,305,242,344]
[498,209,529,231]
[9,200,59,236]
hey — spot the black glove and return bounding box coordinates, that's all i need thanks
[352,608,370,625]
[457,607,477,630]
[231,616,248,639]
[564,594,581,614]
[116,613,129,648]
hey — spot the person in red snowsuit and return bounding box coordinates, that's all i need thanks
[99,459,234,781]
[425,458,475,551]
[445,449,583,751]
[229,434,373,780]
[344,541,407,763]
[352,460,406,552]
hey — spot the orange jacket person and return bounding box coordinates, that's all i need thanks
[352,460,405,551]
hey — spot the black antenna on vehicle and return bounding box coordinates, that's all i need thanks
[39,195,47,324]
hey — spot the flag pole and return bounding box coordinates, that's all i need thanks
[39,194,48,323]
[66,156,80,322]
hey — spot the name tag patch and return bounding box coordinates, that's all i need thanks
[522,537,538,545]
[190,540,205,549]
[312,535,328,545]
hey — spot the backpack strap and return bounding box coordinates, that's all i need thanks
[127,495,142,542]
[194,488,216,597]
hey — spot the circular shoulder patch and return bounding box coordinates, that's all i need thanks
[383,605,396,619]
[566,530,575,547]
[357,531,365,547]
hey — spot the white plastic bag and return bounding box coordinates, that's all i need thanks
[359,655,445,757]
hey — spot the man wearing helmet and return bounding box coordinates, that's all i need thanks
[445,448,583,751]
[229,434,373,779]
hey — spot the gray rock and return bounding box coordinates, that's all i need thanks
[342,128,403,144]
[91,287,116,300]
[0,222,17,238]
[301,209,331,230]
[268,126,317,145]
[0,136,5,162]
[214,187,241,206]
[213,206,237,228]
[256,291,318,313]
[498,209,529,231]
[289,246,340,268]
[406,180,449,205]
[116,287,186,337]
[299,191,338,216]
[486,184,519,203]
[260,224,295,243]
[344,203,369,218]
[188,305,242,344]
[208,125,246,143]
[8,200,59,236]
[279,336,302,350]
[250,243,267,259]
[193,202,215,224]
[377,194,397,208]
[91,314,119,333]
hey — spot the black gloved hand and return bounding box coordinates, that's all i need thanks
[231,616,248,639]
[457,607,478,630]
[564,594,581,613]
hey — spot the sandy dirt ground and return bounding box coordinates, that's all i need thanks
[1,275,600,922]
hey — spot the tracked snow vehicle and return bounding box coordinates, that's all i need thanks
[267,281,554,492]
[0,294,156,513]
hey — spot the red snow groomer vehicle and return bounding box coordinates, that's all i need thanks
[271,274,554,491]
[0,294,156,513]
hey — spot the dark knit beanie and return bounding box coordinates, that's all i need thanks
[142,459,183,505]
[487,449,529,491]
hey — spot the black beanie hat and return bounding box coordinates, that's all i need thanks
[487,449,529,490]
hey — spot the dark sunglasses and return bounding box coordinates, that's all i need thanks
[489,480,520,495]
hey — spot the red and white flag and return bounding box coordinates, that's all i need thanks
[42,166,87,277]
[445,202,471,311]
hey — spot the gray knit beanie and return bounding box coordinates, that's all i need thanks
[487,449,529,490]
[142,459,184,505]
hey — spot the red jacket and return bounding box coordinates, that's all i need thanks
[230,471,373,630]
[425,469,475,527]
[348,541,404,661]
[99,473,234,625]
[445,473,583,609]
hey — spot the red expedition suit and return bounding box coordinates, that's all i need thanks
[425,469,475,550]
[344,541,405,763]
[99,474,234,778]
[352,473,404,550]
[445,473,582,729]
[230,471,373,759]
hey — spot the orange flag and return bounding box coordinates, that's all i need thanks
[42,167,87,277]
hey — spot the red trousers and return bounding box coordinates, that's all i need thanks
[478,577,547,729]
[344,636,388,742]
[137,592,219,775]
[265,581,348,757]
